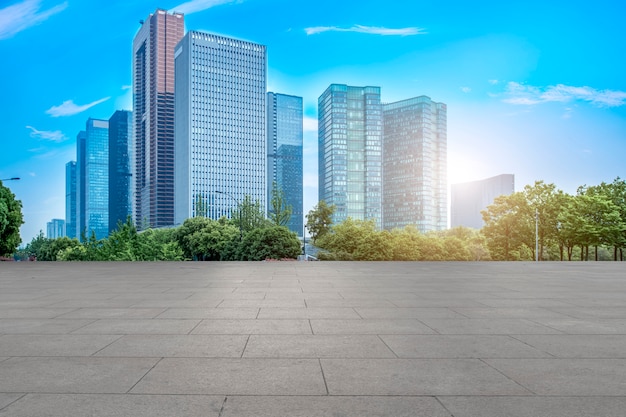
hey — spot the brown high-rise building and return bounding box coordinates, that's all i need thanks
[132,9,184,228]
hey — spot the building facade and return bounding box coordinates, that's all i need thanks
[65,161,77,239]
[46,219,65,239]
[267,92,303,236]
[451,174,515,229]
[84,118,109,240]
[382,96,447,232]
[75,131,86,239]
[318,84,382,226]
[108,110,133,233]
[175,30,267,224]
[133,9,184,229]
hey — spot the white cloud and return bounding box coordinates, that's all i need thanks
[45,97,110,117]
[305,25,425,36]
[502,82,626,107]
[488,79,499,85]
[303,116,318,132]
[121,85,132,90]
[170,0,241,15]
[25,126,67,142]
[460,86,471,93]
[0,0,67,40]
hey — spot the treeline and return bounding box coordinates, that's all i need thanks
[18,191,302,262]
[308,178,626,261]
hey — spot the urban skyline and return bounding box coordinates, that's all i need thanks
[2,0,625,243]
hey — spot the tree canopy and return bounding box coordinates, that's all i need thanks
[0,181,24,256]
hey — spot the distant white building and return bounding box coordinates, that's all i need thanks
[451,174,515,229]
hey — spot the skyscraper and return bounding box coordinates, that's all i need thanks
[75,131,86,239]
[451,174,515,229]
[108,110,132,233]
[382,96,447,232]
[46,219,65,239]
[267,92,303,236]
[65,161,76,239]
[133,9,184,229]
[318,84,382,226]
[84,118,109,240]
[175,30,267,223]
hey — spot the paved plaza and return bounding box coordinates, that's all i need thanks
[1,261,626,416]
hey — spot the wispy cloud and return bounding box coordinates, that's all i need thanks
[305,25,425,36]
[0,0,67,40]
[303,116,318,132]
[45,97,110,117]
[460,86,471,93]
[502,82,626,107]
[121,85,132,90]
[488,79,499,85]
[170,0,241,15]
[26,126,67,142]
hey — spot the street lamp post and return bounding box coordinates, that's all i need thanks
[1,177,20,182]
[215,191,242,242]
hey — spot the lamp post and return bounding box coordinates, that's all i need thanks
[215,191,242,242]
[535,208,539,262]
[1,177,20,182]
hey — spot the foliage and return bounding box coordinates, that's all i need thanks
[223,226,301,261]
[174,216,238,260]
[232,195,271,235]
[317,218,393,261]
[0,181,24,256]
[268,182,292,227]
[481,192,533,260]
[305,200,336,244]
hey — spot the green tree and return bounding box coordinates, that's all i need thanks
[39,237,81,261]
[317,218,393,261]
[224,226,301,261]
[23,231,48,259]
[305,200,336,244]
[232,195,270,235]
[481,192,533,260]
[523,181,565,260]
[174,216,238,260]
[268,182,292,227]
[195,193,208,217]
[0,181,24,256]
[582,178,626,260]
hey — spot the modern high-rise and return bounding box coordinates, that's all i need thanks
[267,92,303,236]
[318,84,382,226]
[65,161,76,239]
[84,118,109,240]
[382,96,447,232]
[175,30,267,223]
[451,174,515,229]
[133,9,184,229]
[46,219,65,239]
[108,110,133,233]
[75,131,86,239]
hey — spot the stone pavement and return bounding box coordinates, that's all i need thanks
[1,261,626,416]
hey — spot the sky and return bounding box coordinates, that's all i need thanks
[1,0,625,245]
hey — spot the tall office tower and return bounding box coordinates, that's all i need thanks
[46,219,65,239]
[133,9,184,229]
[108,110,133,233]
[382,96,447,232]
[75,131,86,239]
[65,161,77,239]
[267,92,303,236]
[318,84,382,226]
[451,174,515,229]
[84,118,110,240]
[175,31,267,223]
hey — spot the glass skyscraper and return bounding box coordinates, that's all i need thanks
[85,118,109,240]
[65,161,76,239]
[108,110,132,233]
[46,219,65,239]
[267,92,303,236]
[76,131,86,239]
[318,84,382,226]
[382,96,447,232]
[133,9,184,229]
[175,30,267,223]
[451,174,514,229]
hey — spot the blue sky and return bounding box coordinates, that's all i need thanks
[1,0,625,244]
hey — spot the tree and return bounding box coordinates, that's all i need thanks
[174,216,238,260]
[224,226,301,261]
[316,218,393,261]
[232,195,270,234]
[481,193,533,260]
[523,181,565,260]
[305,200,336,244]
[268,182,292,227]
[0,181,24,256]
